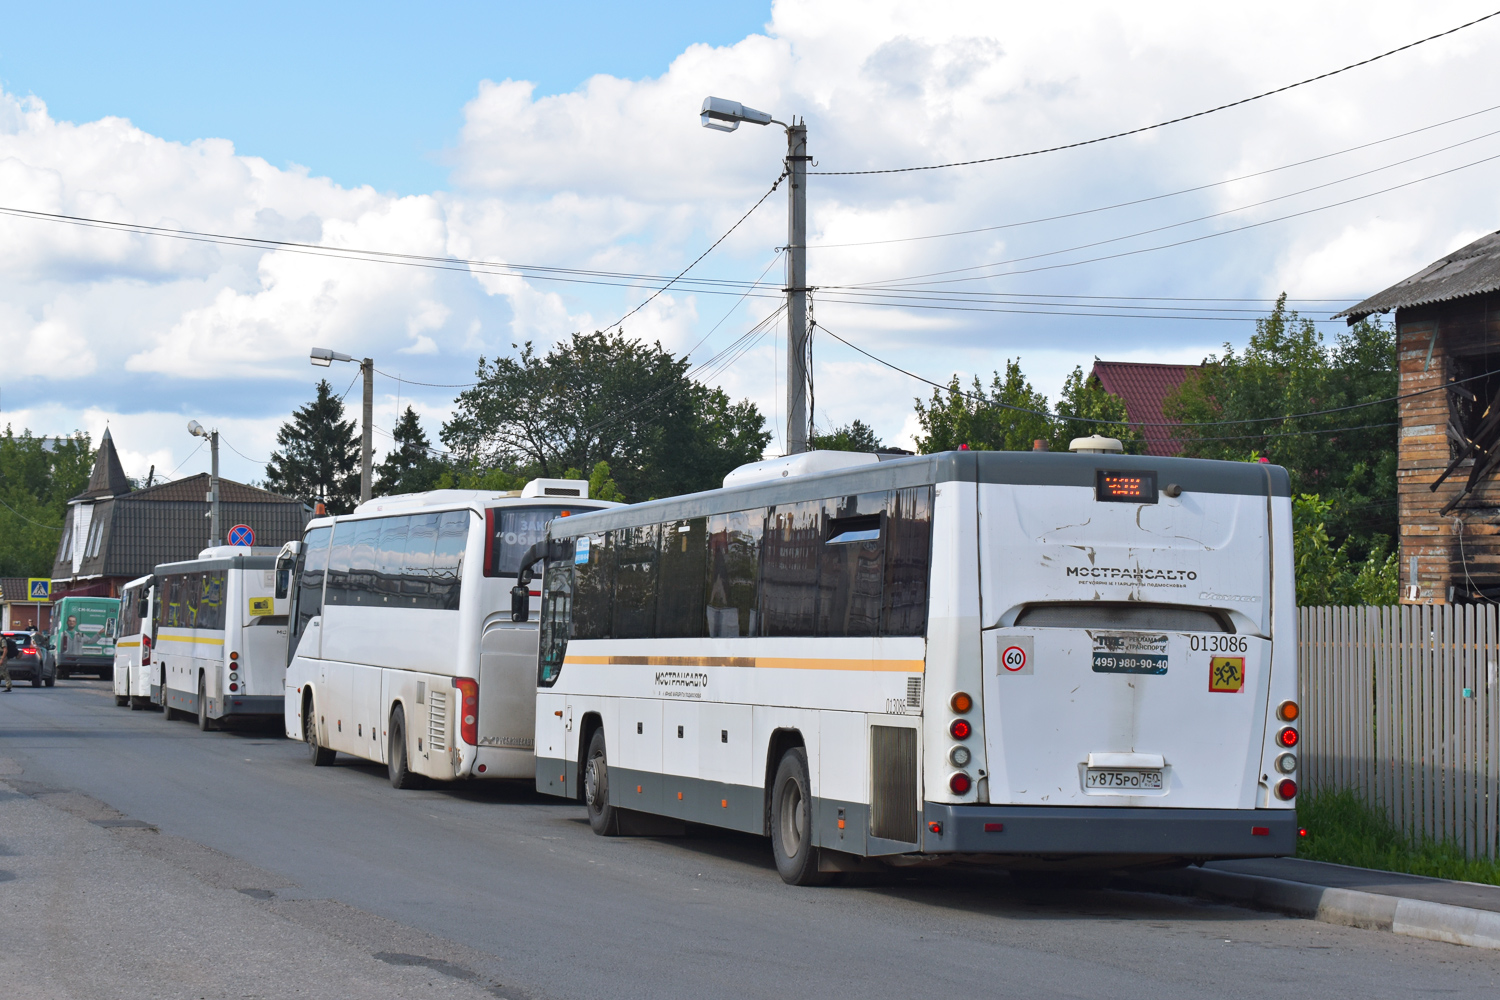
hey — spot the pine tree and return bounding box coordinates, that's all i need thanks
[265,380,360,513]
[375,406,442,497]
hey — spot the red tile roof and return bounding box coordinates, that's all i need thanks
[1091,361,1200,457]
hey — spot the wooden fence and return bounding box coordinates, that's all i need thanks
[1299,605,1500,859]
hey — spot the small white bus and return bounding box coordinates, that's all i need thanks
[155,547,289,730]
[279,480,620,786]
[112,575,156,709]
[528,447,1300,884]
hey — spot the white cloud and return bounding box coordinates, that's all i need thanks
[4,0,1499,464]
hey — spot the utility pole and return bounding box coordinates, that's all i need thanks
[360,358,374,503]
[209,429,220,547]
[785,119,809,454]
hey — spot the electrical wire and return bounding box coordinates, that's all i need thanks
[844,148,1500,289]
[809,9,1500,176]
[602,171,787,333]
[219,435,268,466]
[810,103,1500,248]
[813,321,1483,428]
[0,495,62,531]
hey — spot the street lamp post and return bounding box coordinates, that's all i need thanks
[187,420,220,547]
[700,97,809,454]
[310,348,374,504]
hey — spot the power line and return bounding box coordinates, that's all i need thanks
[814,321,1480,428]
[846,149,1500,289]
[219,434,268,466]
[602,171,786,333]
[0,495,62,531]
[809,9,1500,176]
[809,103,1500,248]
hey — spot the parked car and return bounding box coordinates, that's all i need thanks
[3,631,56,687]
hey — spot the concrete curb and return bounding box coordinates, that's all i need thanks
[1127,867,1500,950]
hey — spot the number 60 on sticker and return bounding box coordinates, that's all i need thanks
[996,635,1033,675]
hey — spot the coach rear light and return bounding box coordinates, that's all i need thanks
[949,691,973,713]
[229,651,238,661]
[949,718,972,740]
[229,671,238,681]
[1276,726,1299,749]
[1276,778,1298,800]
[1275,752,1297,774]
[229,683,239,692]
[948,745,972,768]
[453,677,479,746]
[949,772,972,795]
[1277,700,1299,722]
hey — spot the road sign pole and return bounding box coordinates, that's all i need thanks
[210,430,220,549]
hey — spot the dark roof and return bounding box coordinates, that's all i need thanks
[51,473,309,583]
[0,578,33,603]
[1090,361,1198,457]
[1337,230,1500,322]
[128,473,293,504]
[72,428,132,501]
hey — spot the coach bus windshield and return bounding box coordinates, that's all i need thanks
[491,506,576,576]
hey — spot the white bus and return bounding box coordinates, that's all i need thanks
[527,447,1300,884]
[112,575,156,710]
[156,547,290,730]
[280,480,620,787]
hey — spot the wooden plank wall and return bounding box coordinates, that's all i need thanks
[1300,603,1500,858]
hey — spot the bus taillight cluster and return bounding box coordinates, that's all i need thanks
[948,691,974,795]
[454,677,479,746]
[1273,701,1299,799]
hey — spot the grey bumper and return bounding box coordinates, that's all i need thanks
[921,803,1298,857]
[218,695,282,717]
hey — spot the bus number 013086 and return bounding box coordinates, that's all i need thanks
[1189,635,1247,653]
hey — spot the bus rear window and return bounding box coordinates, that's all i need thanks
[1014,603,1232,634]
[487,506,576,576]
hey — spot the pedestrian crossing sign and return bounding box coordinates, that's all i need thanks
[27,578,49,601]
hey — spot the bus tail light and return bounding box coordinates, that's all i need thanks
[1276,726,1299,748]
[949,691,973,713]
[453,677,479,745]
[142,634,151,665]
[949,719,972,740]
[949,772,972,795]
[1277,700,1299,722]
[483,509,497,577]
[1276,778,1298,800]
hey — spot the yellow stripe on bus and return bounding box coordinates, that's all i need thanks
[116,640,141,648]
[154,632,226,647]
[562,654,924,673]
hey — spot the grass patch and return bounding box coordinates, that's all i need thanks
[1297,788,1500,885]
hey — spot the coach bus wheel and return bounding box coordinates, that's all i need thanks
[583,729,620,836]
[130,696,147,711]
[770,748,832,886]
[388,705,424,789]
[197,675,217,732]
[114,692,127,704]
[162,677,177,720]
[304,697,336,766]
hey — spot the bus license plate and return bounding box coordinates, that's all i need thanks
[1085,768,1163,790]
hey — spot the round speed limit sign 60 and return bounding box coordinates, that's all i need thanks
[998,637,1033,675]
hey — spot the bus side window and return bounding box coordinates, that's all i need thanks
[706,511,760,637]
[572,533,614,639]
[612,524,659,638]
[882,486,933,637]
[819,492,888,638]
[657,518,706,638]
[376,516,411,598]
[324,523,354,607]
[538,562,573,686]
[293,526,333,652]
[432,511,470,611]
[760,502,822,637]
[404,514,440,607]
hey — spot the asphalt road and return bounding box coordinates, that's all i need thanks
[2,681,1497,999]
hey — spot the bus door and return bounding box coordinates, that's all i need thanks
[286,526,332,664]
[977,477,1274,811]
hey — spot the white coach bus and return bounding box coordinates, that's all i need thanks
[527,446,1300,885]
[279,480,620,787]
[112,575,156,710]
[156,547,289,730]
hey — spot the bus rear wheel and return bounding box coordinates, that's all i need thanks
[304,697,335,766]
[583,728,620,836]
[387,705,424,789]
[770,747,832,886]
[197,675,217,732]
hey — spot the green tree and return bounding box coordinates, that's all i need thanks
[442,330,770,501]
[1052,365,1146,453]
[914,359,1055,453]
[811,419,884,452]
[1293,494,1399,606]
[374,406,443,497]
[0,429,94,577]
[265,379,360,513]
[1164,295,1396,558]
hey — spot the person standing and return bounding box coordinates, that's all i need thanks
[1,632,12,693]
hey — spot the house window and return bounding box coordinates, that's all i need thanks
[84,515,106,559]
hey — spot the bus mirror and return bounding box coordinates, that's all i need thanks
[275,568,291,599]
[511,585,530,623]
[139,599,149,619]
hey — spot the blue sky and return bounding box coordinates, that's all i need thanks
[0,1,772,194]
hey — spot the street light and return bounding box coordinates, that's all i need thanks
[700,96,810,455]
[309,348,374,504]
[187,420,220,548]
